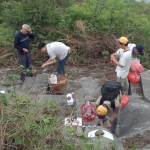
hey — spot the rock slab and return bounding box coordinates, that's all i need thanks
[141,70,150,102]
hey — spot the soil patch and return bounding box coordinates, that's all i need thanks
[122,130,150,149]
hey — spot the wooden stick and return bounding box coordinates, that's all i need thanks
[0,53,13,59]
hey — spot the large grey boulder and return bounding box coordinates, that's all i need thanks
[118,95,150,149]
[119,96,150,137]
[141,70,150,102]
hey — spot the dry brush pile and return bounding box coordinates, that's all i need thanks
[43,20,118,66]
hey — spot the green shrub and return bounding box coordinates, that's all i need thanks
[1,0,65,41]
[1,0,150,68]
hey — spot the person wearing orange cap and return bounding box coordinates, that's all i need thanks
[96,93,122,135]
[111,37,131,95]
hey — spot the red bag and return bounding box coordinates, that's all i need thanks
[81,101,96,122]
[127,71,140,83]
[130,62,144,74]
[121,94,130,108]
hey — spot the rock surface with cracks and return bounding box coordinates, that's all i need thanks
[1,68,150,150]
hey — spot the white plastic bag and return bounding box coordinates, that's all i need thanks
[49,74,57,84]
[131,57,140,63]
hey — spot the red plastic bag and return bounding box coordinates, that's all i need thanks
[121,94,130,108]
[81,101,96,122]
[130,62,144,74]
[127,72,140,83]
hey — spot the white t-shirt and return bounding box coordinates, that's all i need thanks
[116,44,140,63]
[116,44,136,57]
[115,50,131,78]
[46,42,70,60]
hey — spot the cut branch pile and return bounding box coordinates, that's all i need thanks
[45,20,118,62]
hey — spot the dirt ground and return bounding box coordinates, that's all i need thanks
[122,130,150,149]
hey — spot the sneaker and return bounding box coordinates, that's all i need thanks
[30,73,33,77]
[26,73,33,77]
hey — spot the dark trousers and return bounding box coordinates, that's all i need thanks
[57,53,70,74]
[18,54,29,80]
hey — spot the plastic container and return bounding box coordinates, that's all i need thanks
[131,58,140,63]
[67,93,75,106]
[48,74,68,94]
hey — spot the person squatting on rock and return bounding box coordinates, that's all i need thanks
[96,82,122,135]
[14,24,34,81]
[111,37,131,95]
[38,42,70,75]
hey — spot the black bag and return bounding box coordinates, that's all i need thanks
[100,81,123,108]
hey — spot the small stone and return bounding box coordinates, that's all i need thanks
[77,126,83,137]
[42,68,48,73]
[95,129,104,136]
[7,68,10,71]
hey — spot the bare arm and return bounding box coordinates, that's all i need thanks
[45,58,52,63]
[110,111,119,122]
[114,53,121,57]
[99,119,104,128]
[106,111,119,128]
[28,28,34,39]
[113,59,124,68]
[41,59,56,68]
[111,54,124,68]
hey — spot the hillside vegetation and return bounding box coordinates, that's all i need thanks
[0,0,150,68]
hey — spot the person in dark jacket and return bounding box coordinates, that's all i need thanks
[14,24,34,80]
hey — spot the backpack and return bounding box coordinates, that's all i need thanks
[99,81,123,108]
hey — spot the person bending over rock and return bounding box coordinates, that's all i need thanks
[96,92,122,135]
[38,42,70,75]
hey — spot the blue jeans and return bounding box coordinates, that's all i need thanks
[110,115,118,135]
[101,115,118,135]
[110,97,121,135]
[57,53,70,74]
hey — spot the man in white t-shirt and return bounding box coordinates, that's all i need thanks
[111,37,131,94]
[38,42,70,74]
[116,44,144,59]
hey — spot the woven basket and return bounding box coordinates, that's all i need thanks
[104,72,117,82]
[48,74,68,94]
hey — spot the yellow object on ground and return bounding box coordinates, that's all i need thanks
[64,73,68,77]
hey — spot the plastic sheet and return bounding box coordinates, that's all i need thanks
[121,94,130,108]
[130,62,144,74]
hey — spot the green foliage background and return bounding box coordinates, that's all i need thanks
[0,0,150,67]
